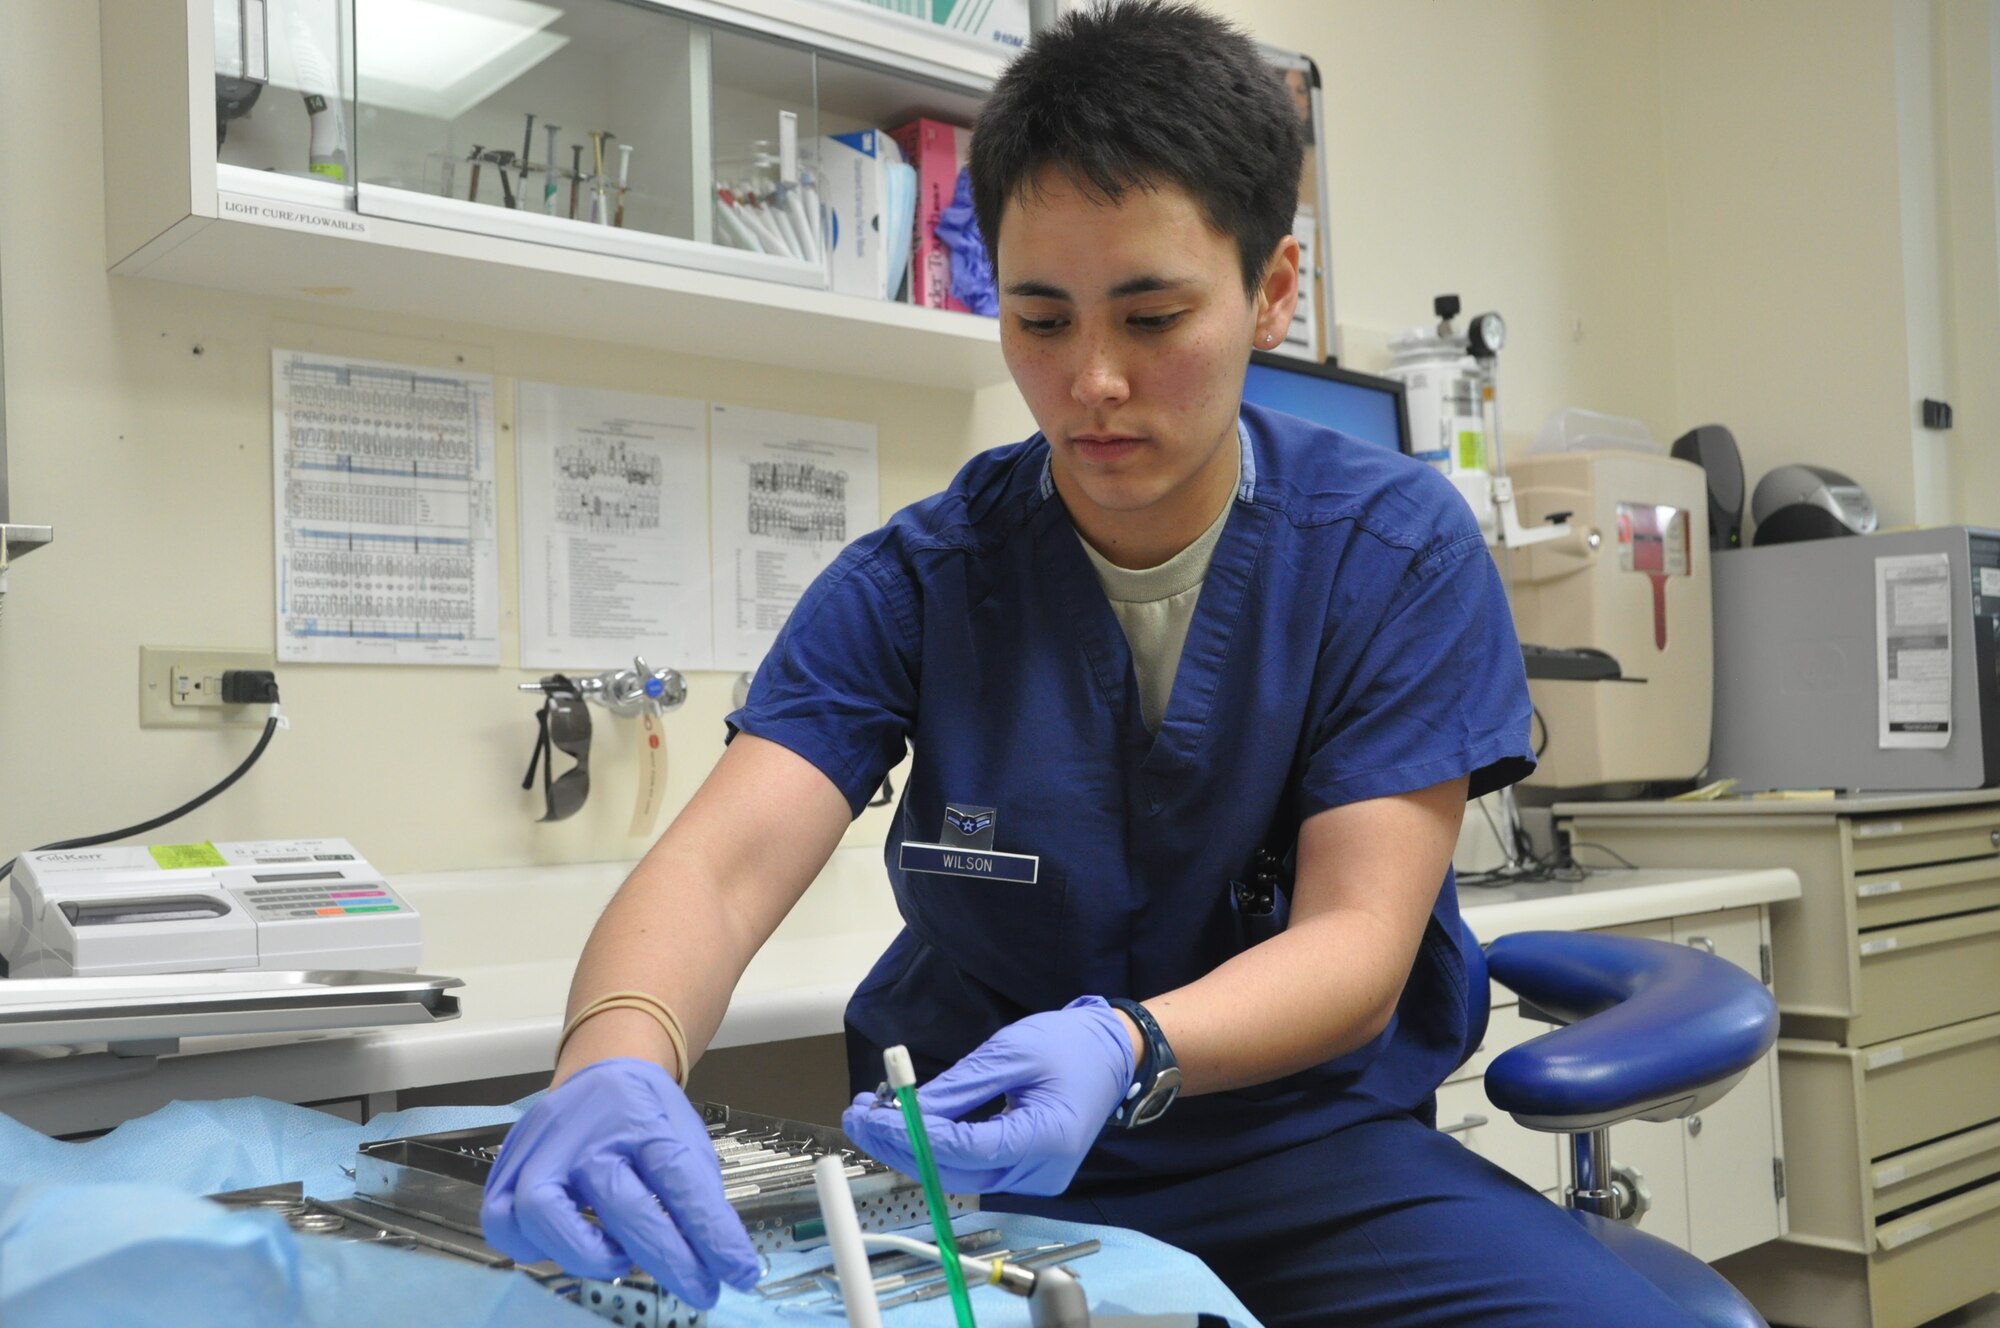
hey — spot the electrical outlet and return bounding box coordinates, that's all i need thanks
[139,646,275,728]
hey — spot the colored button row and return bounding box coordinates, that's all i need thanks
[269,904,402,919]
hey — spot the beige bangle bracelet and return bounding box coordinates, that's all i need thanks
[558,992,689,1087]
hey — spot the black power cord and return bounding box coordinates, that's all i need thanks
[0,671,283,885]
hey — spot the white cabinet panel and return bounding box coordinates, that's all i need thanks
[1437,1076,1562,1194]
[1676,907,1787,1259]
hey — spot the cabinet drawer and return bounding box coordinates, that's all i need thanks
[1436,1077,1560,1194]
[1853,908,2000,1045]
[1848,808,2000,875]
[1855,855,2000,930]
[1864,1013,2000,1157]
[1872,1119,2000,1216]
[1445,998,1540,1088]
[1869,1175,2000,1328]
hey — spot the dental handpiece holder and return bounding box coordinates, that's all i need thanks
[519,657,687,717]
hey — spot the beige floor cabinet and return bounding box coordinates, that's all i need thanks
[1561,793,2000,1328]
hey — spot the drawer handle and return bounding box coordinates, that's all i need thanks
[1876,1175,2000,1250]
[1685,936,1716,955]
[1441,1114,1489,1135]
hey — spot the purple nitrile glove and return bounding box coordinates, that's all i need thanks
[480,1058,762,1308]
[841,995,1138,1196]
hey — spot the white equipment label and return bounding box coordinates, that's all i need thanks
[1876,553,1952,749]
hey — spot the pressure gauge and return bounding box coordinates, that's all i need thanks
[1469,311,1507,358]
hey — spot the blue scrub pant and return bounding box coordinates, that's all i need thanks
[991,1113,1702,1327]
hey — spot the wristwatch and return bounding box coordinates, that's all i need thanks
[1107,997,1182,1128]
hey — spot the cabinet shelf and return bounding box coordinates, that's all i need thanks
[101,0,1010,391]
[126,167,1007,388]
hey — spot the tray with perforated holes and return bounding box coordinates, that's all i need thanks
[355,1102,977,1257]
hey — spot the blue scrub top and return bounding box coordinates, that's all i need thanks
[730,402,1535,1183]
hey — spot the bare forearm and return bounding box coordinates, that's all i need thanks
[552,843,767,1087]
[549,734,856,1088]
[1126,779,1468,1096]
[1135,910,1415,1095]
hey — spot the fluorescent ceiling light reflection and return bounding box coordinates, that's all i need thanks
[356,0,569,121]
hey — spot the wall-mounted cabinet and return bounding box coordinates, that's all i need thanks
[102,0,1009,389]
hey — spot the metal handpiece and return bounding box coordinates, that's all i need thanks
[757,1229,1007,1299]
[516,658,686,718]
[872,1239,1103,1310]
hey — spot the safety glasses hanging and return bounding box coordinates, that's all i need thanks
[521,677,591,822]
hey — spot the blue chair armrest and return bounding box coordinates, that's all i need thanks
[1483,931,1778,1130]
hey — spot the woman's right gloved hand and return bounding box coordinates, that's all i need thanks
[479,1057,763,1308]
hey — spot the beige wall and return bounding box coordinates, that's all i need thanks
[1232,0,1681,454]
[4,1,1993,884]
[1942,0,2000,526]
[0,2,962,873]
[1656,0,2000,534]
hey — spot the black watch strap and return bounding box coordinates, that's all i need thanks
[1107,997,1182,1129]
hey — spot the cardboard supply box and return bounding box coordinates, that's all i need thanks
[888,118,973,313]
[820,129,899,300]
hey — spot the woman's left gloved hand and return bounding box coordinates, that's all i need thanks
[840,995,1137,1196]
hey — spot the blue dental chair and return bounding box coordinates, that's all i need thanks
[1465,928,1779,1328]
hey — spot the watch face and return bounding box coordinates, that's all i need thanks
[1130,1065,1183,1127]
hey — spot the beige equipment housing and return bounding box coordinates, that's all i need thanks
[1504,450,1713,790]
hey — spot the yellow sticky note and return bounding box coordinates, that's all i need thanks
[148,842,227,869]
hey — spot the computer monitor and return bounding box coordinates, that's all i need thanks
[1242,352,1411,455]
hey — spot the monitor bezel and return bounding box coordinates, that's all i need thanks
[1245,351,1413,457]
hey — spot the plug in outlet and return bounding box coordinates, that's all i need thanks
[139,646,275,728]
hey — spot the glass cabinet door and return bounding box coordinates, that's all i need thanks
[355,0,696,233]
[208,0,999,303]
[214,0,358,184]
[346,0,826,286]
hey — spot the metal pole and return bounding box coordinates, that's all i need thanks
[1568,1127,1619,1218]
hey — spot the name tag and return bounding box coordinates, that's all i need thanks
[899,842,1040,884]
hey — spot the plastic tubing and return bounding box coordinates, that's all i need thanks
[814,1155,885,1328]
[715,197,764,252]
[768,195,807,261]
[885,1045,977,1328]
[801,172,827,256]
[782,183,820,265]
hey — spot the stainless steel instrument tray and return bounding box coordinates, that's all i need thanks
[357,1103,975,1256]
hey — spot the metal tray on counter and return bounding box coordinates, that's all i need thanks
[357,1101,975,1256]
[0,970,462,1050]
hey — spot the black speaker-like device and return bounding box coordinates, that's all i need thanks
[1670,424,1746,552]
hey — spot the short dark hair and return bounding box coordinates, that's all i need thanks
[969,1,1304,295]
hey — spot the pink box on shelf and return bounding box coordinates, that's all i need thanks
[888,118,974,313]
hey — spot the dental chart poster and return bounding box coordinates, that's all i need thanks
[709,403,879,672]
[273,350,500,664]
[515,382,714,671]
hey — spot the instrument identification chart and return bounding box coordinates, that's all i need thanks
[709,402,878,672]
[516,381,713,670]
[273,349,500,664]
[1876,551,1953,748]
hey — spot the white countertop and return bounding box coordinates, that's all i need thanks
[1556,788,2000,818]
[0,855,1799,1136]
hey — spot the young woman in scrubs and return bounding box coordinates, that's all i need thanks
[483,6,1703,1323]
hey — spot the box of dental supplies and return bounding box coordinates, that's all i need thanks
[820,130,915,301]
[888,118,975,313]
